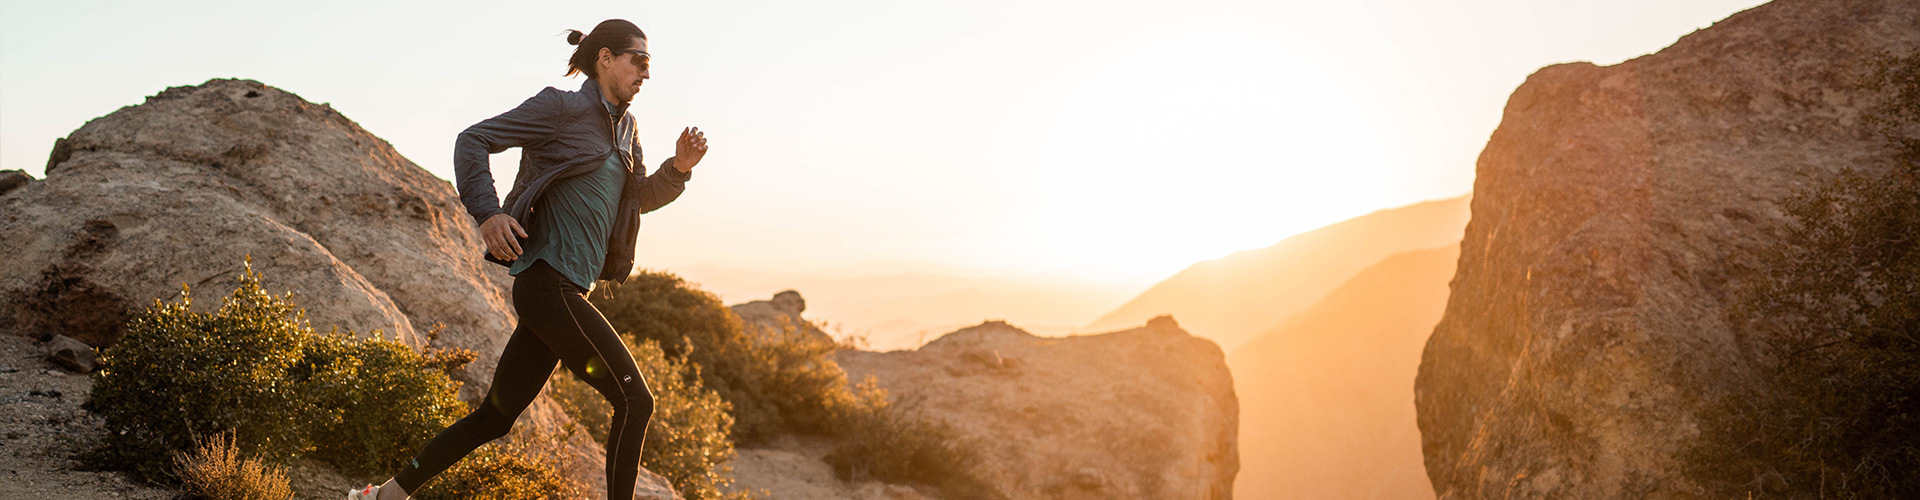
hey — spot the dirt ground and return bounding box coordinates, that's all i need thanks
[0,333,175,500]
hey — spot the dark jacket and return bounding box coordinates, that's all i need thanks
[453,78,691,283]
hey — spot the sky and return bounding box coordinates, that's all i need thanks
[1,0,1767,328]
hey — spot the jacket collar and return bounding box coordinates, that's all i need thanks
[579,77,630,120]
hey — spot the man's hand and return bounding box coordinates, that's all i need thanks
[482,213,528,261]
[674,126,708,172]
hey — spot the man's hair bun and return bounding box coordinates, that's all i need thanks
[563,20,646,78]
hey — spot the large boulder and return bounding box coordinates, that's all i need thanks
[832,317,1239,499]
[0,79,675,499]
[1414,0,1920,497]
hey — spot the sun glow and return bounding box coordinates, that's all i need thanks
[994,36,1420,280]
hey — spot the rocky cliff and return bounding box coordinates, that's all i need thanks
[833,317,1239,499]
[1414,0,1920,497]
[0,79,675,499]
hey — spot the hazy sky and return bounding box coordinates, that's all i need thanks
[2,0,1766,288]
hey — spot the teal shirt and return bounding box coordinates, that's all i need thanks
[508,100,629,292]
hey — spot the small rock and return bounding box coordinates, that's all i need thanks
[44,335,97,373]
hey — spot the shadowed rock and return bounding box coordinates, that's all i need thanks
[1415,0,1920,497]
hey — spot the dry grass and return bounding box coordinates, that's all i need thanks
[173,429,293,500]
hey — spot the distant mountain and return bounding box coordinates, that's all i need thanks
[1083,195,1469,352]
[1230,244,1458,500]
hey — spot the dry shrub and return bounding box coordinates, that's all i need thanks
[173,429,294,500]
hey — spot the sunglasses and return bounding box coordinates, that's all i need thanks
[616,49,650,72]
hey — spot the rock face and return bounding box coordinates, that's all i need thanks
[0,79,675,499]
[1415,0,1920,497]
[832,317,1239,499]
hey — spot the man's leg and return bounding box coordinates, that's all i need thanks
[514,262,654,500]
[548,290,653,499]
[391,320,558,494]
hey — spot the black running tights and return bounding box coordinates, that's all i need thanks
[393,258,654,499]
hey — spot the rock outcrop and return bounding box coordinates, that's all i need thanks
[0,79,675,499]
[730,289,834,346]
[0,169,32,196]
[832,317,1239,499]
[1415,0,1920,497]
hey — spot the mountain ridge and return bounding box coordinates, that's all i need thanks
[1084,194,1470,352]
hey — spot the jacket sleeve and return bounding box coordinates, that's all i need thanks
[638,156,692,214]
[452,87,562,224]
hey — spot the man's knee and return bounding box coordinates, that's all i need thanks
[467,404,515,441]
[613,388,654,419]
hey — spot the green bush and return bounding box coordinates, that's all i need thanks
[589,271,853,444]
[823,377,997,500]
[83,256,475,484]
[1691,51,1920,497]
[298,325,472,477]
[84,257,317,481]
[173,429,294,500]
[411,429,584,500]
[549,335,750,500]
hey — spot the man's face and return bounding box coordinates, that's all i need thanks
[600,36,650,103]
